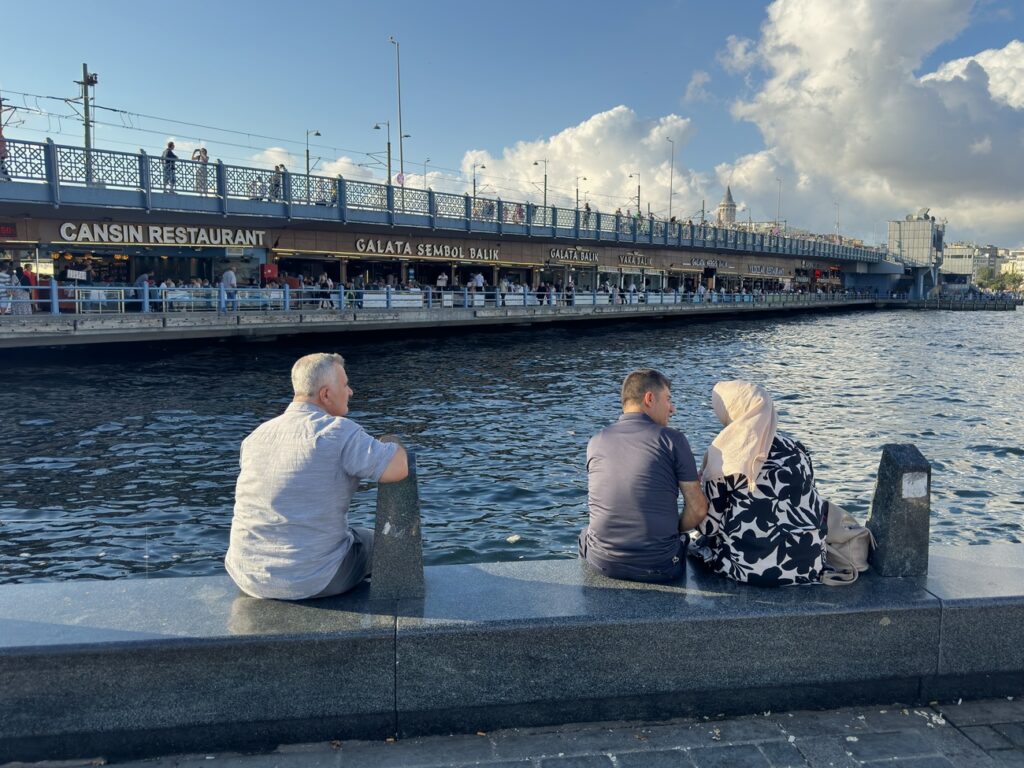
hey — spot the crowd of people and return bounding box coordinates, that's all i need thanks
[223,357,837,603]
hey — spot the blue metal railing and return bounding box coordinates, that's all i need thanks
[0,137,893,264]
[0,282,883,318]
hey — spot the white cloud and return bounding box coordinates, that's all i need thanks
[923,39,1024,109]
[969,136,992,155]
[719,0,1024,244]
[458,106,705,218]
[685,70,712,103]
[718,35,758,74]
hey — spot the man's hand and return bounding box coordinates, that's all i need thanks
[678,481,709,532]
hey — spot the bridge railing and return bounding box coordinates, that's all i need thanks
[1,137,893,264]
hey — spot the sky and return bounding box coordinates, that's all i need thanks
[2,0,1023,248]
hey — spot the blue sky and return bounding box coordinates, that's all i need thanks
[3,0,1023,246]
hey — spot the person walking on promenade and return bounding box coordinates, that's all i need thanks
[690,380,827,586]
[161,141,178,192]
[221,266,238,312]
[225,353,408,600]
[579,368,708,583]
[191,147,209,195]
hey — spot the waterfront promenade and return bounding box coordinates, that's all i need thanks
[0,291,880,349]
[68,697,1024,767]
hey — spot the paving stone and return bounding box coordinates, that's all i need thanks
[862,758,955,767]
[687,744,771,768]
[335,733,495,768]
[926,724,1007,767]
[993,724,1024,748]
[990,750,1024,767]
[790,736,860,768]
[758,740,810,767]
[538,756,613,767]
[962,726,1015,751]
[491,726,649,760]
[614,748,695,767]
[942,701,1024,728]
[772,710,875,738]
[843,730,939,762]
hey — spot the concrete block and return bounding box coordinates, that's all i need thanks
[867,444,931,576]
[0,575,396,762]
[394,559,940,736]
[370,445,424,601]
[924,544,1024,685]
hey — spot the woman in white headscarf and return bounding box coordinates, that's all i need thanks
[690,380,827,586]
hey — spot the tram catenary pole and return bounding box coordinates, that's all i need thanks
[74,64,98,186]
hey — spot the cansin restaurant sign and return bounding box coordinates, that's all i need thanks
[58,222,267,247]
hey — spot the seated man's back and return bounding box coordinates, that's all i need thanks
[580,368,708,582]
[225,352,407,600]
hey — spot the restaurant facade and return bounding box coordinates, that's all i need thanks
[0,215,852,293]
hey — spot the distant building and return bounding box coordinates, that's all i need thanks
[715,186,736,226]
[888,209,944,267]
[1000,249,1024,277]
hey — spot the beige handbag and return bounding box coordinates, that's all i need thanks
[821,501,876,585]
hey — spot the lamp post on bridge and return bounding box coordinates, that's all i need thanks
[423,157,430,186]
[472,162,486,199]
[629,171,641,216]
[533,158,548,223]
[305,129,320,203]
[388,36,405,184]
[373,121,392,185]
[666,136,675,221]
[575,175,587,209]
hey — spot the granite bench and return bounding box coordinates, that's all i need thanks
[1,448,1022,763]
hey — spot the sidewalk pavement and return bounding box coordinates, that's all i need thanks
[6,696,1023,768]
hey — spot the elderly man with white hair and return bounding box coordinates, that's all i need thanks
[225,352,408,599]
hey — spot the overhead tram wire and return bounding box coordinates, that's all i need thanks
[4,86,671,209]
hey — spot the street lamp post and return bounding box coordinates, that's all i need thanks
[472,162,486,199]
[775,176,782,231]
[575,176,587,209]
[666,137,675,220]
[388,36,405,183]
[305,129,320,203]
[373,121,392,184]
[629,172,641,215]
[423,157,430,186]
[533,159,548,224]
[834,200,840,240]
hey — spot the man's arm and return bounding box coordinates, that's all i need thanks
[378,443,409,483]
[678,481,709,532]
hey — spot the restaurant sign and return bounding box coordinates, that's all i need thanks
[749,264,786,276]
[549,247,599,263]
[356,238,500,261]
[59,222,266,247]
[619,253,653,267]
[689,257,732,268]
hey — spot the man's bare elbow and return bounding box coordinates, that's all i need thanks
[378,445,409,483]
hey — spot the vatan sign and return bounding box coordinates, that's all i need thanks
[356,238,500,261]
[58,222,267,247]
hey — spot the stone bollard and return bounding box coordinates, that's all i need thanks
[370,439,424,600]
[866,444,931,577]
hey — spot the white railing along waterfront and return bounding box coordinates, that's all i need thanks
[0,282,888,318]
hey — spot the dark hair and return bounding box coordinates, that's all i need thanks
[621,368,671,407]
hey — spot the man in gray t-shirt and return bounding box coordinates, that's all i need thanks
[225,353,408,600]
[579,368,708,582]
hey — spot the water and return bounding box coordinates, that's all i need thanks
[1,308,1021,584]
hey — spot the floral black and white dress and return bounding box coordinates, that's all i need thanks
[690,432,827,586]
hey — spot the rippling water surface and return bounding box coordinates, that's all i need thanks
[1,308,1022,584]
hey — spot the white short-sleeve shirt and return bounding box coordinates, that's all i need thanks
[225,402,397,599]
